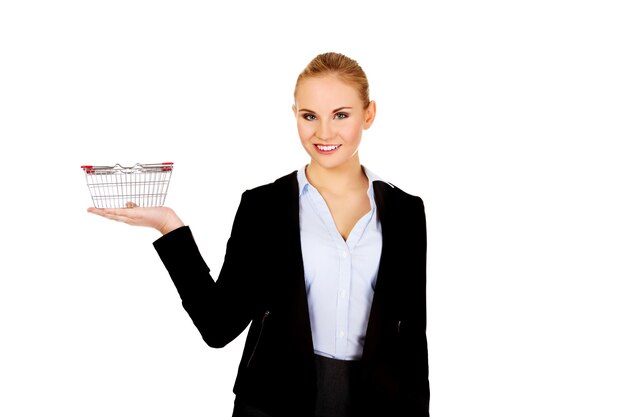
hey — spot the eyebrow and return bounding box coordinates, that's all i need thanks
[298,106,353,113]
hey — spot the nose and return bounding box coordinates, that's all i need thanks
[315,120,334,141]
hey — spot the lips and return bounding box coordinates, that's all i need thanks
[314,144,341,154]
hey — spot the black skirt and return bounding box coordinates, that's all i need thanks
[314,354,364,417]
[232,354,364,417]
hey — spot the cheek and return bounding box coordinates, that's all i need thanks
[296,121,313,141]
[341,122,363,144]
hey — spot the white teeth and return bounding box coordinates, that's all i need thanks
[317,145,339,151]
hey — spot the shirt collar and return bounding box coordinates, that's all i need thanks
[297,165,393,197]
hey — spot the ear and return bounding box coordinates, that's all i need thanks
[292,104,298,119]
[363,100,377,129]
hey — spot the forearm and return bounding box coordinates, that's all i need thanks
[153,225,256,348]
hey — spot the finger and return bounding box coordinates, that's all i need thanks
[87,207,109,216]
[87,207,134,222]
[88,207,125,216]
[99,212,131,223]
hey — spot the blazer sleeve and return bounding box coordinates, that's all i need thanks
[410,195,429,411]
[392,193,430,414]
[153,190,262,348]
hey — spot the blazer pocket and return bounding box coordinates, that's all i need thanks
[395,318,416,352]
[246,310,271,368]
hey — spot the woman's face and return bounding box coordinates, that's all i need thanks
[293,75,376,171]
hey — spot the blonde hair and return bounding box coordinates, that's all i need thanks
[294,52,371,109]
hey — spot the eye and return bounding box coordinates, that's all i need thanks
[334,112,349,119]
[302,113,317,121]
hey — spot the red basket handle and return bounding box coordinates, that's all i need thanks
[81,165,95,174]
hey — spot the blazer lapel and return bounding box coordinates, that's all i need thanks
[283,172,315,358]
[362,181,399,361]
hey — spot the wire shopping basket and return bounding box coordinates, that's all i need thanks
[80,162,174,208]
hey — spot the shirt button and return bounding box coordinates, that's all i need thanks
[340,250,348,258]
[339,290,347,299]
[339,330,345,338]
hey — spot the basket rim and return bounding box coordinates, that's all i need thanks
[81,162,174,174]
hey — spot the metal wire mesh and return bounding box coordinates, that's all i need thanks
[81,163,173,208]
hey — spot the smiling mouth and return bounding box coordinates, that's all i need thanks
[315,144,341,152]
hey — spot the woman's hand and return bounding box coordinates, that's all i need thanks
[87,202,184,235]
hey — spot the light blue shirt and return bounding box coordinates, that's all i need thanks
[297,165,384,360]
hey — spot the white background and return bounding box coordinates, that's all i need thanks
[1,1,625,416]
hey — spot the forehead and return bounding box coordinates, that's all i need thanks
[295,75,361,109]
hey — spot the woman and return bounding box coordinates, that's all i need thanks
[88,52,429,417]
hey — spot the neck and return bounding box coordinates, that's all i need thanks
[305,157,368,194]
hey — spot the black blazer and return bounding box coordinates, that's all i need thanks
[154,171,429,416]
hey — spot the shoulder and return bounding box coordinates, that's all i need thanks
[242,171,298,199]
[373,180,427,241]
[373,180,424,209]
[235,171,299,215]
[364,165,424,208]
[229,171,298,228]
